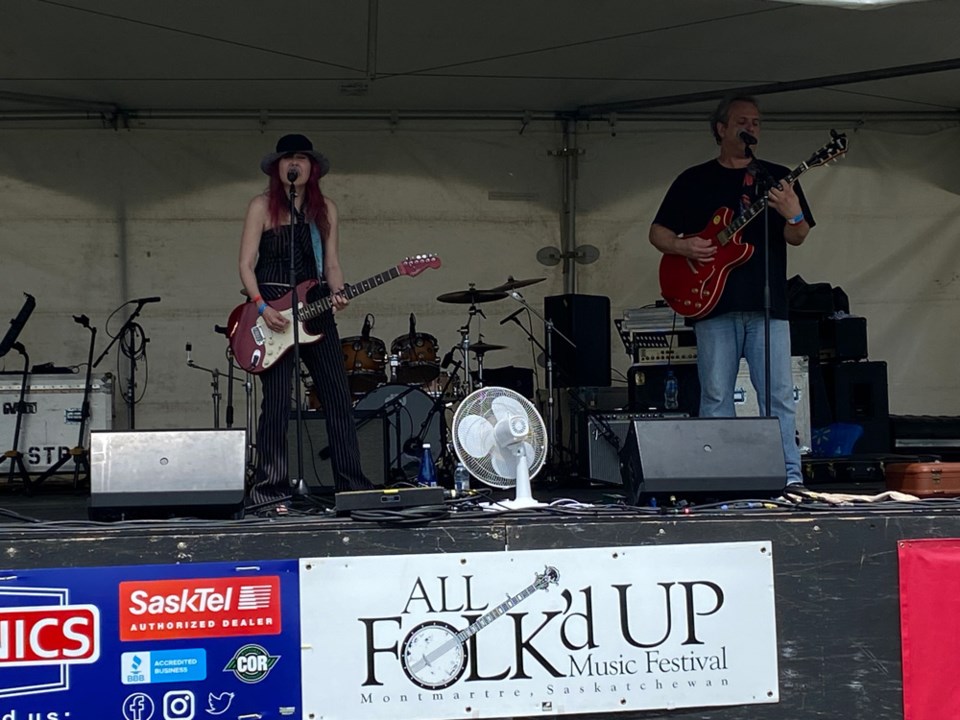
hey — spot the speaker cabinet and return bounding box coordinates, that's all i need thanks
[544,294,611,388]
[88,429,246,520]
[619,417,786,504]
[288,410,388,488]
[580,412,688,485]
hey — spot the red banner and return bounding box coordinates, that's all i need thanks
[899,538,960,719]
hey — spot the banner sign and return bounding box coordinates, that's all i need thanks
[0,559,301,720]
[300,543,779,719]
[899,538,960,720]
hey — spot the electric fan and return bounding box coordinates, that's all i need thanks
[450,387,548,509]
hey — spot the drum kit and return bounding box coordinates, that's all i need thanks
[329,276,545,477]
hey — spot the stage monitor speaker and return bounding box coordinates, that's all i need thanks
[288,410,388,488]
[544,294,611,388]
[88,429,246,520]
[580,411,688,485]
[619,417,786,505]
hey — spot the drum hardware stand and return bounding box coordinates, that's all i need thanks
[0,342,33,488]
[93,297,158,430]
[503,291,576,480]
[406,359,462,478]
[30,314,99,492]
[458,301,486,395]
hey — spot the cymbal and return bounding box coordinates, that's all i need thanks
[468,342,506,354]
[488,276,546,292]
[436,288,508,304]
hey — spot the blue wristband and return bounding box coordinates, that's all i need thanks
[787,213,805,225]
[257,301,268,315]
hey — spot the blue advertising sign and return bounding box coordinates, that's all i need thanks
[0,559,301,719]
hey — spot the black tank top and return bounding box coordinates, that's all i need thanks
[254,215,321,288]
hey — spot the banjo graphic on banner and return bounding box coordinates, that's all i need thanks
[299,543,779,720]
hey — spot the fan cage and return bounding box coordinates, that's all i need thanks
[451,387,548,488]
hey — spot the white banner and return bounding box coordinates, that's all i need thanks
[300,543,778,719]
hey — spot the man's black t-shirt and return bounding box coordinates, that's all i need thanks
[653,159,815,320]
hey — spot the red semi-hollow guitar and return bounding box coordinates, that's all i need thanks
[227,254,441,373]
[659,133,847,318]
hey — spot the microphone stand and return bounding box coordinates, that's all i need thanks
[287,176,307,497]
[184,343,223,428]
[746,147,774,418]
[32,315,98,491]
[505,292,576,477]
[93,298,155,429]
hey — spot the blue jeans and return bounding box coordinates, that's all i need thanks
[694,312,802,485]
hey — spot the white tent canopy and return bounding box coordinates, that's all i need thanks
[1,1,958,430]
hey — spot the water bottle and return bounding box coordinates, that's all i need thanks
[417,443,437,486]
[453,462,471,493]
[664,370,679,411]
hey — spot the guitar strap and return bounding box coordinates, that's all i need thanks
[309,222,325,278]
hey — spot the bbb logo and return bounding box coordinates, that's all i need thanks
[163,689,195,720]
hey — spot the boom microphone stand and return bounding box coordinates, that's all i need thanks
[93,297,160,429]
[503,291,576,477]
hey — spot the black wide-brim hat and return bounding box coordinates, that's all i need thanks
[260,133,330,176]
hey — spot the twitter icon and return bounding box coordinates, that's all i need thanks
[206,691,235,716]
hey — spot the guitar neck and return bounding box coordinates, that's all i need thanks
[717,161,811,245]
[455,583,540,644]
[300,265,402,320]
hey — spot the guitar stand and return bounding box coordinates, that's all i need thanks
[29,315,98,493]
[0,343,33,489]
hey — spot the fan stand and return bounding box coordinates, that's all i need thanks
[483,447,545,511]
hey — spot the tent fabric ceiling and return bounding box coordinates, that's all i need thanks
[2,0,960,121]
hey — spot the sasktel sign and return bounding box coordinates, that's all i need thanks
[0,605,100,668]
[119,576,281,641]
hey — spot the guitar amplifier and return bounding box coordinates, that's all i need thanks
[580,411,688,485]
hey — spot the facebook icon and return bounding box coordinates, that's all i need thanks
[123,692,156,720]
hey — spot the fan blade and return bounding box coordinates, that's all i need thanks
[490,446,518,480]
[491,395,527,423]
[457,414,495,458]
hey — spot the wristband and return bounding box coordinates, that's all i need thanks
[257,302,268,315]
[252,294,263,304]
[786,213,805,226]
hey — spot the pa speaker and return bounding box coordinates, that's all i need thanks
[544,294,611,388]
[619,417,786,504]
[288,410,388,488]
[88,429,246,520]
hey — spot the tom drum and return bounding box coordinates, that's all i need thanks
[342,335,387,395]
[390,333,440,385]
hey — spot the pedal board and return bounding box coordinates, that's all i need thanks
[335,486,445,515]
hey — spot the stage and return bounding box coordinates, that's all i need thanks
[0,476,956,719]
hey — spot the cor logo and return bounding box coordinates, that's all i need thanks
[223,644,279,683]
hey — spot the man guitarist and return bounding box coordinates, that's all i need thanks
[649,96,813,489]
[239,134,374,512]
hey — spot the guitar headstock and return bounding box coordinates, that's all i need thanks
[398,254,442,276]
[535,566,560,590]
[806,130,848,168]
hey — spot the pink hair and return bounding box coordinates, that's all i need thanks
[265,158,330,237]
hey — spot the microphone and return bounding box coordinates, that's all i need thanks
[441,348,455,368]
[72,314,90,328]
[739,130,758,146]
[361,314,372,340]
[132,296,161,304]
[185,343,192,363]
[500,307,524,326]
[286,167,300,183]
